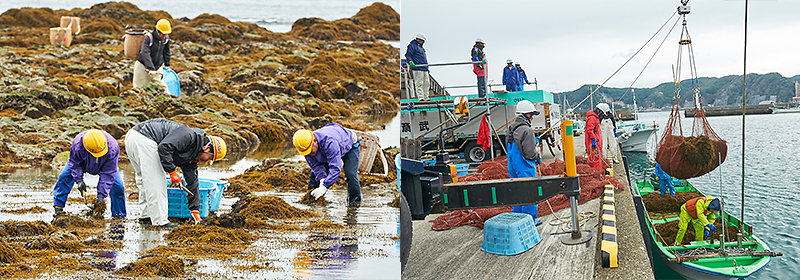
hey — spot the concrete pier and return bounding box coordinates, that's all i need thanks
[684,104,773,117]
[402,134,654,279]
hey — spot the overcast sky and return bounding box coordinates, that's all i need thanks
[401,0,800,94]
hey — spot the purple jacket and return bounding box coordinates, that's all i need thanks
[305,124,355,188]
[68,130,119,199]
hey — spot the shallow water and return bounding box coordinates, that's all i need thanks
[0,114,400,279]
[625,111,800,280]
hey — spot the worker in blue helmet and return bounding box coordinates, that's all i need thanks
[672,195,720,245]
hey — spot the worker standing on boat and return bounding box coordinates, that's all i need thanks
[293,124,362,207]
[655,162,675,196]
[133,19,172,89]
[673,195,720,245]
[585,104,603,169]
[506,100,543,225]
[502,59,518,92]
[515,62,530,91]
[52,129,126,219]
[404,33,430,100]
[597,103,619,163]
[471,38,487,98]
[125,119,227,227]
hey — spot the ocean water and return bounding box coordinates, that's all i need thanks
[625,110,800,280]
[0,0,400,33]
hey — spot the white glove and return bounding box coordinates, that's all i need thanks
[311,186,328,200]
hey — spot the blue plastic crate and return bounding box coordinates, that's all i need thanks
[481,212,542,255]
[166,178,218,219]
[199,178,228,212]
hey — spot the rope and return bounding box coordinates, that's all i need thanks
[544,200,597,232]
[572,10,678,111]
[619,16,682,101]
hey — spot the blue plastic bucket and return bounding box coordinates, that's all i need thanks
[162,67,181,96]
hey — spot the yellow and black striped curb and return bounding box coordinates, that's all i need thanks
[601,184,618,268]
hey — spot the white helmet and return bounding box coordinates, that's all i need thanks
[506,58,513,64]
[416,33,426,41]
[596,103,610,113]
[516,100,538,115]
[475,38,484,44]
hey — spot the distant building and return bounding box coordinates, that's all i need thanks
[794,81,800,103]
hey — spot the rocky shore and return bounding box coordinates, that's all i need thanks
[0,1,400,168]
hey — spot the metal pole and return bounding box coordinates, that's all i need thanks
[560,120,591,245]
[740,0,748,243]
[486,61,494,160]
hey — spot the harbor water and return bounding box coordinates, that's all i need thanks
[625,111,800,280]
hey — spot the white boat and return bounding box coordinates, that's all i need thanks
[616,121,658,152]
[770,106,800,114]
[614,88,658,153]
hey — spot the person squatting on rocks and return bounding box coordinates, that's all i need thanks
[673,195,720,245]
[515,62,530,92]
[507,100,543,226]
[597,103,619,163]
[471,38,488,98]
[502,59,518,92]
[293,124,362,207]
[133,19,172,89]
[404,33,430,100]
[125,119,226,227]
[53,129,126,219]
[585,104,604,169]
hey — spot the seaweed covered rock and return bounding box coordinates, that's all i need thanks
[117,255,185,278]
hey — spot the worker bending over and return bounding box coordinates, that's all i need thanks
[673,195,720,245]
[293,124,362,207]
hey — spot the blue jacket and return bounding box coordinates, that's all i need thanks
[404,39,428,71]
[68,130,119,199]
[503,65,518,85]
[517,68,529,84]
[305,124,356,188]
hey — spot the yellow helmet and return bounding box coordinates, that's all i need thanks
[156,19,172,35]
[207,136,227,163]
[293,130,315,156]
[83,129,108,158]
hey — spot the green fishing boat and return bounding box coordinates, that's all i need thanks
[632,178,780,279]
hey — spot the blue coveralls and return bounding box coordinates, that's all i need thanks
[655,163,675,196]
[507,139,539,225]
[503,65,518,92]
[517,68,529,91]
[53,166,127,218]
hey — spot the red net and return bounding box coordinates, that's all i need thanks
[431,157,624,230]
[655,98,727,179]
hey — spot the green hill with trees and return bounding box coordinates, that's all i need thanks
[556,72,798,111]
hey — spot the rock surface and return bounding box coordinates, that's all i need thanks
[0,2,399,168]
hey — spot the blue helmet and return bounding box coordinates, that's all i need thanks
[707,198,721,214]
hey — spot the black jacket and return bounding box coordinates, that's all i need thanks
[137,28,171,71]
[132,118,209,210]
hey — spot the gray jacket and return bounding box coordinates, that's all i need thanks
[506,115,540,161]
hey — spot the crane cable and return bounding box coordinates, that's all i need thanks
[571,10,678,111]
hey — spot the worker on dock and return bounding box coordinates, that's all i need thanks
[597,103,618,163]
[53,129,126,219]
[506,100,543,225]
[471,38,487,98]
[293,124,362,207]
[672,195,720,245]
[585,104,603,169]
[133,19,172,89]
[502,59,518,92]
[654,162,675,196]
[515,62,530,91]
[404,33,430,100]
[125,119,227,227]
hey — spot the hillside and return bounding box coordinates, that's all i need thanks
[558,72,798,111]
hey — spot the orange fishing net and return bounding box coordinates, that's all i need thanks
[655,99,727,179]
